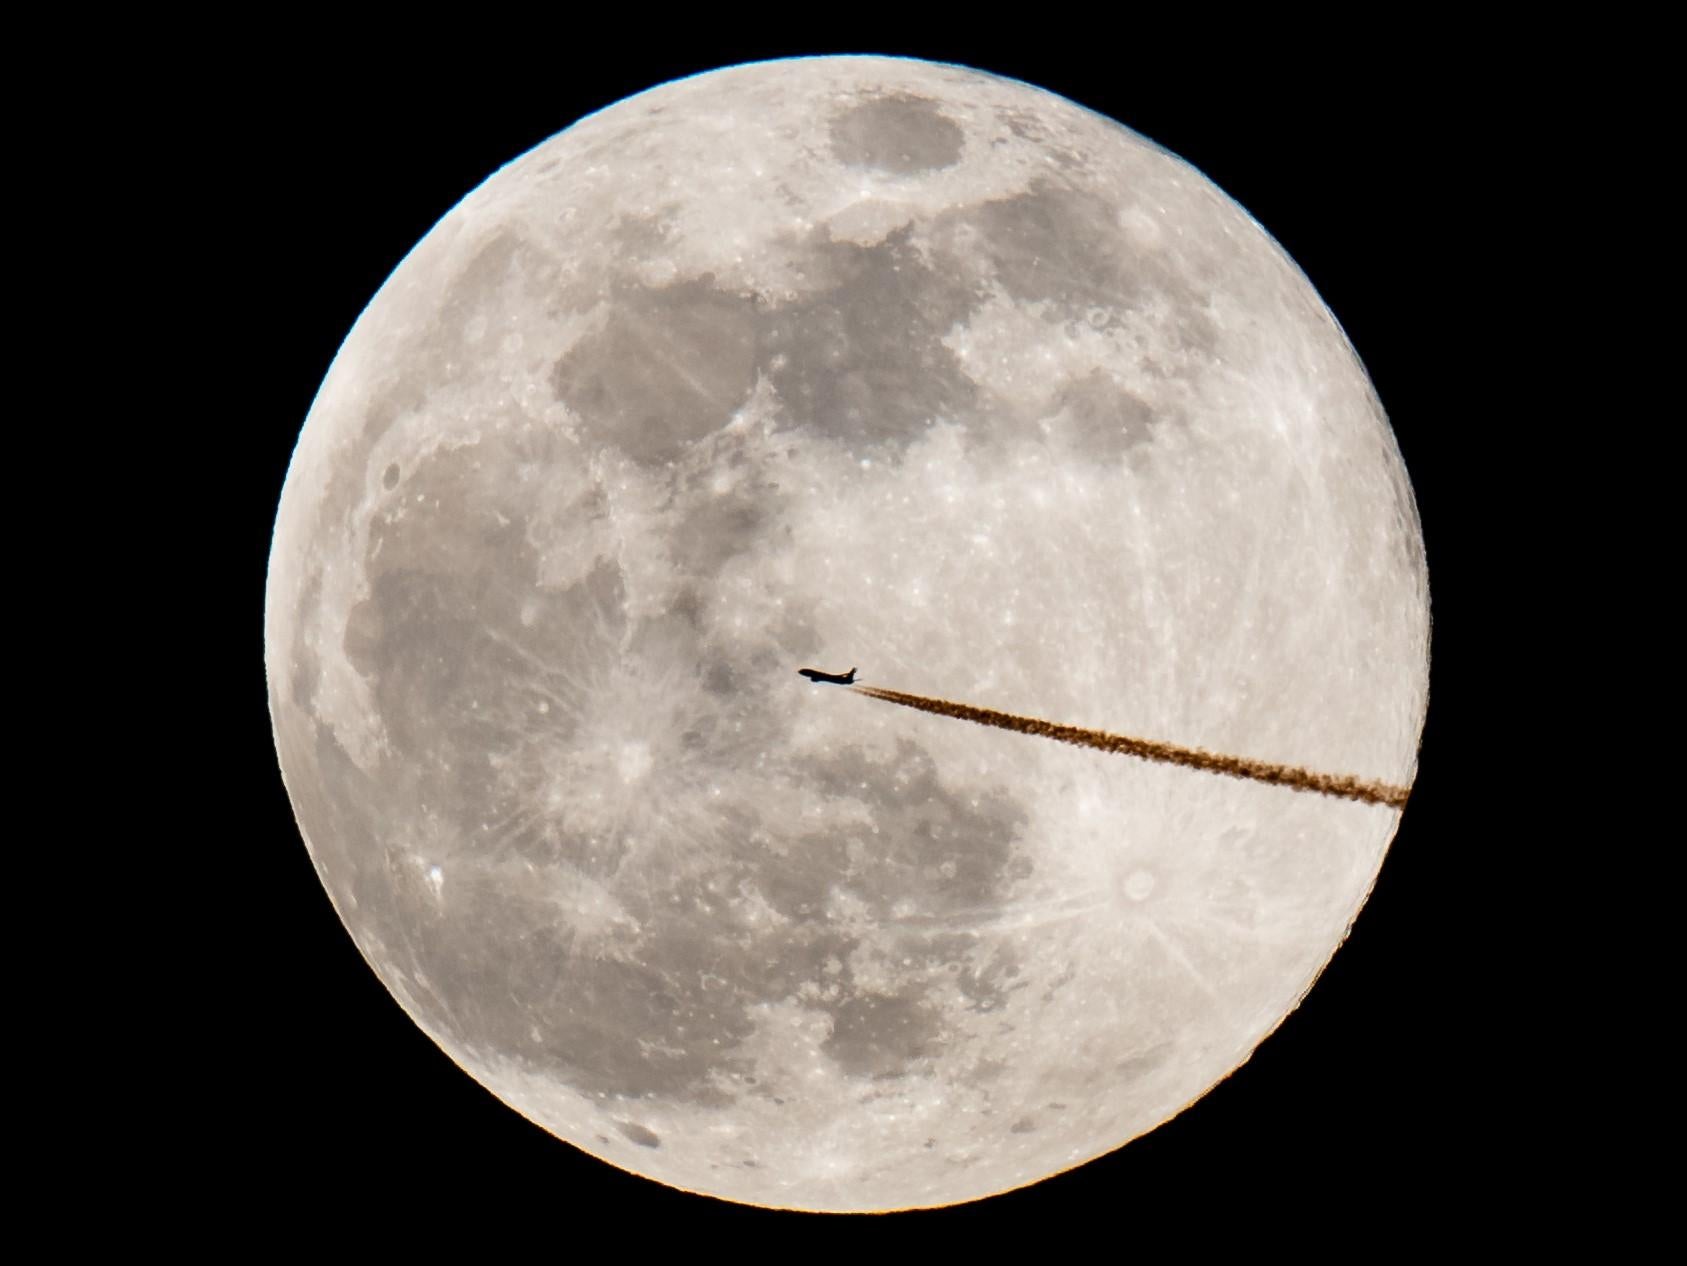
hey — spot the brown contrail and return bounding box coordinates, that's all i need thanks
[852,685,1410,809]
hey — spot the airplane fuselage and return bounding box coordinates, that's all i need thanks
[798,667,857,685]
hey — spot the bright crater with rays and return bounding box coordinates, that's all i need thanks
[266,56,1428,1211]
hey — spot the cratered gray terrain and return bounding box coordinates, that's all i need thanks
[266,56,1428,1211]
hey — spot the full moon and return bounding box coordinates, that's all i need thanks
[266,56,1428,1212]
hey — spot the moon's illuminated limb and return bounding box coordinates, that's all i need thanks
[853,685,1411,808]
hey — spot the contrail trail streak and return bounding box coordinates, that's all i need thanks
[852,686,1410,809]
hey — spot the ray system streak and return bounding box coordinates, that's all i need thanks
[852,686,1410,810]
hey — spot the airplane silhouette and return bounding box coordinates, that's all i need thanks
[797,666,857,685]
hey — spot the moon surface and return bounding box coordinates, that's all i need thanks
[266,56,1428,1212]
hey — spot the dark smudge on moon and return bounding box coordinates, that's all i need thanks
[829,94,965,175]
[616,1120,662,1149]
